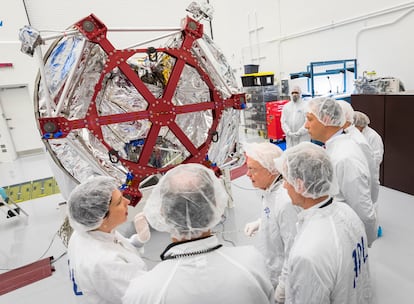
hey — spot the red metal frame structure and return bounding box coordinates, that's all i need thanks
[36,15,245,205]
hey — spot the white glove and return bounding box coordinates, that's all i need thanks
[129,234,144,248]
[134,212,151,243]
[244,219,261,237]
[274,282,286,303]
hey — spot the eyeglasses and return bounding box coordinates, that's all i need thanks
[291,92,300,95]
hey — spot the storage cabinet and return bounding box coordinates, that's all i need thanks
[351,94,414,195]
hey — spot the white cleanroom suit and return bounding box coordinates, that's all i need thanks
[286,199,373,304]
[325,132,377,246]
[68,230,147,304]
[345,125,379,203]
[247,178,299,288]
[362,126,384,172]
[281,98,310,148]
[123,235,274,304]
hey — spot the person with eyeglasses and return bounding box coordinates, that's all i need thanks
[67,176,148,304]
[243,142,299,303]
[280,85,310,148]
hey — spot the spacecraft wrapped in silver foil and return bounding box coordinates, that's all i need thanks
[20,6,245,204]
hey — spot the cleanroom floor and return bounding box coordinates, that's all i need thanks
[1,135,413,304]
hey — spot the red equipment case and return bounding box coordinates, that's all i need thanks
[266,99,289,142]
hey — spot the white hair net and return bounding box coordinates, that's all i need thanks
[68,176,119,232]
[307,97,345,127]
[274,142,335,199]
[337,100,354,123]
[291,85,302,95]
[243,142,283,175]
[143,163,228,240]
[353,111,370,128]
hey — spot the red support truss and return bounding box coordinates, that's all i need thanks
[37,14,245,205]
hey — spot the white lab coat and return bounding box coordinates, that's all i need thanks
[362,126,384,171]
[325,132,377,246]
[281,99,310,148]
[285,199,373,304]
[68,230,147,304]
[257,178,299,288]
[122,235,274,304]
[345,125,379,203]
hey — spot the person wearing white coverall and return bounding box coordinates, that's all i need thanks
[337,100,379,204]
[123,163,274,304]
[353,111,384,180]
[304,97,377,246]
[67,176,149,304]
[354,110,384,233]
[243,142,299,303]
[280,85,310,148]
[274,142,373,304]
